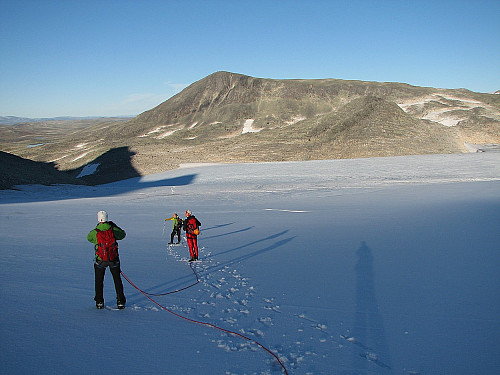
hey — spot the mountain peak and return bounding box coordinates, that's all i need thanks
[1,72,499,184]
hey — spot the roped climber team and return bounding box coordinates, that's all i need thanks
[165,210,201,261]
[87,209,202,309]
[165,210,202,261]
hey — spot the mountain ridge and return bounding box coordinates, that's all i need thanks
[1,71,499,188]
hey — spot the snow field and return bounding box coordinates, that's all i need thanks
[0,153,499,374]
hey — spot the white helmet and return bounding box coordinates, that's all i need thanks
[97,210,108,223]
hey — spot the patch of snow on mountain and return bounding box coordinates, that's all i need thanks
[284,115,306,126]
[76,163,100,178]
[139,126,168,137]
[49,154,69,162]
[397,94,489,126]
[242,119,261,134]
[72,151,90,162]
[157,129,180,139]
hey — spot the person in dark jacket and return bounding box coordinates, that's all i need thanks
[87,210,126,309]
[183,210,201,261]
[165,213,183,244]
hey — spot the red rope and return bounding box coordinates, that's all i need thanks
[121,265,288,374]
[138,261,200,296]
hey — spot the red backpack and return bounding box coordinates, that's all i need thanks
[186,218,200,236]
[95,227,119,261]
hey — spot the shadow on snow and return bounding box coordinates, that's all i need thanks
[126,227,292,302]
[0,146,198,203]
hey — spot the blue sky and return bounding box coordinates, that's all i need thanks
[1,0,499,118]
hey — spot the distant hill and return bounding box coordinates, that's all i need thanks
[1,71,499,187]
[0,116,133,125]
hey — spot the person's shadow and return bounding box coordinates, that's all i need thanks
[351,241,392,373]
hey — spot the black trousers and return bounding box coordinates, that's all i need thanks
[94,262,125,304]
[171,227,181,243]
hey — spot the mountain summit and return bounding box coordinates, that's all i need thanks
[1,72,499,186]
[114,71,499,166]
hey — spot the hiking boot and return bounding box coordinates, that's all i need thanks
[117,300,125,309]
[96,302,104,309]
[189,257,195,262]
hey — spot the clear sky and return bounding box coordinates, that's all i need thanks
[1,0,499,118]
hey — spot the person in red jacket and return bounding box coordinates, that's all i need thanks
[183,210,201,261]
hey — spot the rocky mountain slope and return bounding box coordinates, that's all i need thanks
[1,71,499,187]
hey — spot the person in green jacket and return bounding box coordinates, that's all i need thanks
[87,210,126,309]
[165,212,183,244]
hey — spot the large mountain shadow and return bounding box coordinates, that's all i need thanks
[67,146,140,185]
[0,150,82,190]
[0,146,197,203]
[1,146,143,189]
